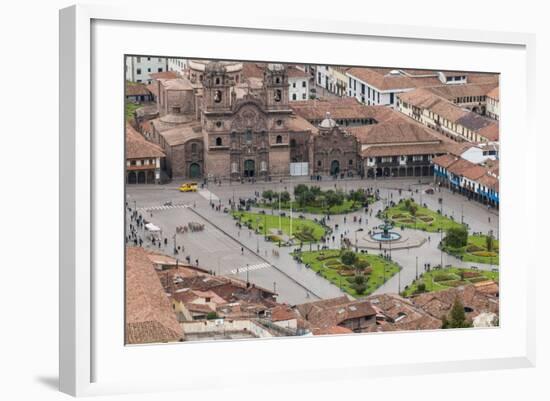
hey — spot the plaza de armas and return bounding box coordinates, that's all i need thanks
[123,60,500,344]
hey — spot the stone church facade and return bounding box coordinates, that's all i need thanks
[136,60,451,182]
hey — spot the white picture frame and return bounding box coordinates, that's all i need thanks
[59,4,536,397]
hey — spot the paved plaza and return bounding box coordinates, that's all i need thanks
[126,175,499,304]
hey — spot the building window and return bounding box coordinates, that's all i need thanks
[136,68,142,75]
[292,93,297,100]
[276,119,283,126]
[215,137,223,146]
[302,93,306,100]
[276,135,283,144]
[158,67,163,72]
[317,160,322,167]
[302,81,306,87]
[349,159,353,165]
[292,82,296,88]
[191,143,198,153]
[136,57,141,63]
[245,130,252,143]
[215,121,222,128]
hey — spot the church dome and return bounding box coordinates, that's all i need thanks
[204,61,226,73]
[319,112,337,129]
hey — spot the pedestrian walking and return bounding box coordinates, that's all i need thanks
[241,247,244,255]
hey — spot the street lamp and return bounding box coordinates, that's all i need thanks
[416,256,419,280]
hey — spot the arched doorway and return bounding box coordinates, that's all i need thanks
[330,160,340,175]
[244,159,255,177]
[127,171,137,184]
[137,171,146,184]
[189,163,201,178]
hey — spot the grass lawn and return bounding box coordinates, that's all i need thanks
[385,200,464,233]
[125,102,142,122]
[402,267,499,297]
[258,199,364,215]
[443,234,500,265]
[232,211,326,244]
[296,250,400,297]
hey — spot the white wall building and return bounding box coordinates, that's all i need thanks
[346,68,415,107]
[167,58,186,76]
[126,56,169,84]
[288,66,309,101]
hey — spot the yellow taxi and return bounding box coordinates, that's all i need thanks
[178,182,198,192]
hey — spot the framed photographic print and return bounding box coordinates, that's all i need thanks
[59,4,536,397]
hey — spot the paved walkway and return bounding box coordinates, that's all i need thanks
[126,177,499,302]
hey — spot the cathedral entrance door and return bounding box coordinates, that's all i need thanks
[189,163,201,178]
[244,159,255,177]
[330,160,340,175]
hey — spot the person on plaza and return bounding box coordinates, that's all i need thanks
[241,247,244,255]
[195,259,199,267]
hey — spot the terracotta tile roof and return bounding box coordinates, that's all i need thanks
[426,82,498,101]
[349,121,441,145]
[473,280,499,296]
[361,143,448,158]
[398,89,470,123]
[446,158,478,176]
[296,297,376,331]
[477,123,499,141]
[126,82,151,96]
[367,293,442,332]
[126,124,165,159]
[461,164,488,181]
[150,71,179,80]
[286,114,317,132]
[476,174,499,191]
[312,325,353,335]
[411,284,499,321]
[125,247,184,344]
[486,86,499,100]
[290,97,394,122]
[270,305,299,322]
[287,66,309,78]
[456,113,496,133]
[432,154,459,168]
[346,67,417,91]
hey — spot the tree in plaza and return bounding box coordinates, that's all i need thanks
[351,273,367,295]
[325,189,344,212]
[294,184,309,197]
[445,225,468,248]
[349,189,367,208]
[341,250,358,267]
[279,190,291,203]
[262,190,274,202]
[409,203,418,228]
[354,259,370,273]
[442,297,472,329]
[403,198,412,211]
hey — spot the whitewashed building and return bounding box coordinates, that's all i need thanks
[486,87,500,120]
[126,56,169,84]
[288,66,310,101]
